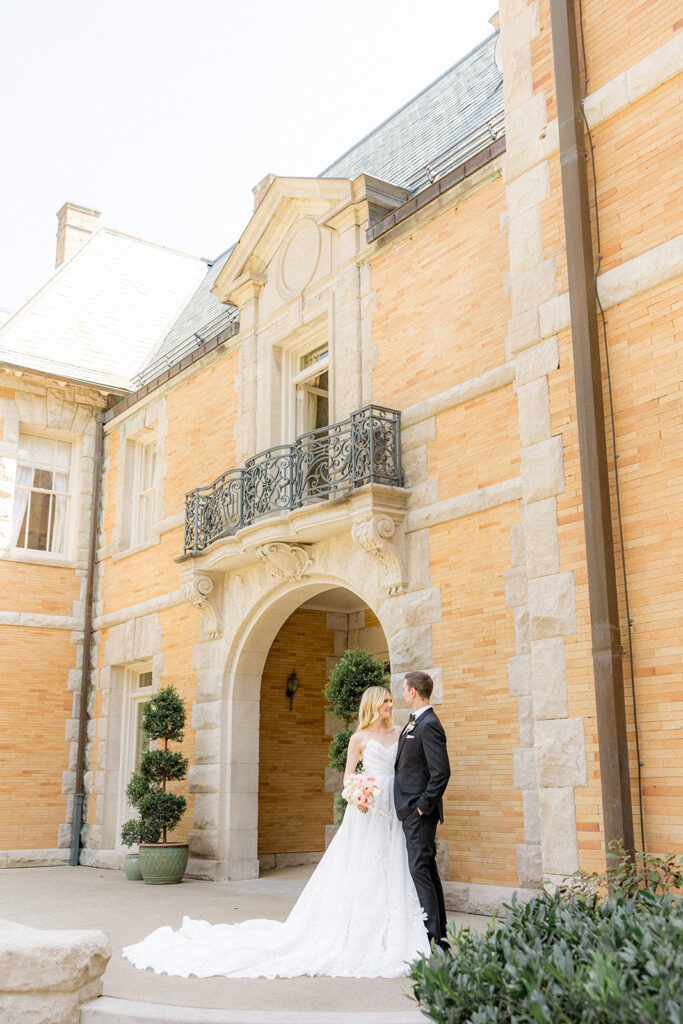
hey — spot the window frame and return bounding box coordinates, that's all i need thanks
[116,664,155,848]
[130,439,157,548]
[9,430,75,563]
[280,324,332,443]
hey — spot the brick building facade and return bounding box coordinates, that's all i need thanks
[1,0,680,910]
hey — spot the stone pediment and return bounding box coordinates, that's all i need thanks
[212,175,410,309]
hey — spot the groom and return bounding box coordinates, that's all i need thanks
[394,671,451,947]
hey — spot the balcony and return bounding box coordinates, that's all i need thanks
[184,404,403,556]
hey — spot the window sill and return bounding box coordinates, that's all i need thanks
[0,548,83,570]
[111,534,161,563]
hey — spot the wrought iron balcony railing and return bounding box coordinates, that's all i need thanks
[184,404,402,554]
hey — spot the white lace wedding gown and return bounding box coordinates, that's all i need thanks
[122,738,430,978]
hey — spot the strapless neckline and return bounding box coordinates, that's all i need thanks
[364,737,399,754]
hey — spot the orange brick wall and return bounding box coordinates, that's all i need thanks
[550,273,683,868]
[428,384,520,500]
[0,626,75,850]
[164,347,240,512]
[577,0,680,93]
[0,560,81,617]
[590,78,682,276]
[258,609,334,854]
[430,505,524,886]
[100,345,239,619]
[370,175,509,410]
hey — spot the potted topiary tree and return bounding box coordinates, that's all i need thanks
[121,685,190,884]
[120,818,160,880]
[325,649,389,823]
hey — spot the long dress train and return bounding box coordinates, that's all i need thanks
[122,738,430,978]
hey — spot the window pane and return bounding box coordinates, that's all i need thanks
[26,490,50,549]
[18,435,35,461]
[138,671,153,689]
[135,703,149,765]
[33,468,53,490]
[301,345,328,370]
[49,493,68,553]
[54,440,71,469]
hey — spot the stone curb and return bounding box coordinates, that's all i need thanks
[80,997,425,1024]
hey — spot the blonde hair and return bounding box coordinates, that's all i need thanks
[357,686,392,730]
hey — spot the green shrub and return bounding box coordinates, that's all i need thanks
[562,841,683,901]
[328,727,353,773]
[325,649,389,822]
[325,649,389,725]
[410,885,683,1024]
[121,685,189,846]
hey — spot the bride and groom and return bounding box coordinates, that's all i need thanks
[123,671,451,979]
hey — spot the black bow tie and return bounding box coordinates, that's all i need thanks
[409,713,416,722]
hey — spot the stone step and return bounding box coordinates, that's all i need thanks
[80,996,425,1024]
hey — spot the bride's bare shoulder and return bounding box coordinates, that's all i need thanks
[348,729,368,752]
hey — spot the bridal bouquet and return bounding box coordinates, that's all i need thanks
[342,771,382,813]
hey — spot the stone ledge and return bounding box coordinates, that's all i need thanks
[79,996,426,1023]
[258,851,323,872]
[0,849,70,869]
[0,918,109,1024]
[402,363,515,428]
[443,881,540,916]
[406,477,522,533]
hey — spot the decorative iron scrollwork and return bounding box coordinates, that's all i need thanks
[184,404,402,554]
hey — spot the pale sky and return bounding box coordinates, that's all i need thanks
[0,1,495,313]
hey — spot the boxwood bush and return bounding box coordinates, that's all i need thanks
[410,851,683,1024]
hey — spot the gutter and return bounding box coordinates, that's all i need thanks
[70,411,105,865]
[366,135,506,243]
[549,0,634,858]
[104,319,239,424]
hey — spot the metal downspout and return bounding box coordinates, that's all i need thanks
[548,0,635,859]
[70,411,105,866]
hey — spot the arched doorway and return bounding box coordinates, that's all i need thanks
[218,579,389,880]
[257,587,389,870]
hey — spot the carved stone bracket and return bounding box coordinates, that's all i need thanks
[180,572,221,639]
[255,542,313,581]
[351,514,407,596]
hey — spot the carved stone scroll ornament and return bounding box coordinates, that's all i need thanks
[255,542,313,581]
[180,573,221,639]
[351,514,408,597]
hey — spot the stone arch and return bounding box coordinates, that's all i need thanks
[186,529,443,881]
[216,573,382,880]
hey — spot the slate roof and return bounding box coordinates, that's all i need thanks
[133,246,237,387]
[320,33,502,194]
[0,230,207,391]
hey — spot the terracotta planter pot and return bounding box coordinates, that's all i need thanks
[139,842,189,884]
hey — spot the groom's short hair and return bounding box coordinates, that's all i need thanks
[405,671,433,700]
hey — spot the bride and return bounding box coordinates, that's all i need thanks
[123,685,431,978]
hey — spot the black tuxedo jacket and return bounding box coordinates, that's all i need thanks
[394,707,450,823]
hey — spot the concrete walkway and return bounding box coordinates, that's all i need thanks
[0,864,490,1022]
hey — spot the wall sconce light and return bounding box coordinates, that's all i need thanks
[285,668,299,711]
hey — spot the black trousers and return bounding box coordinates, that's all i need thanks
[401,807,447,944]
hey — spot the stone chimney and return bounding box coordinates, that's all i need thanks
[55,202,101,267]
